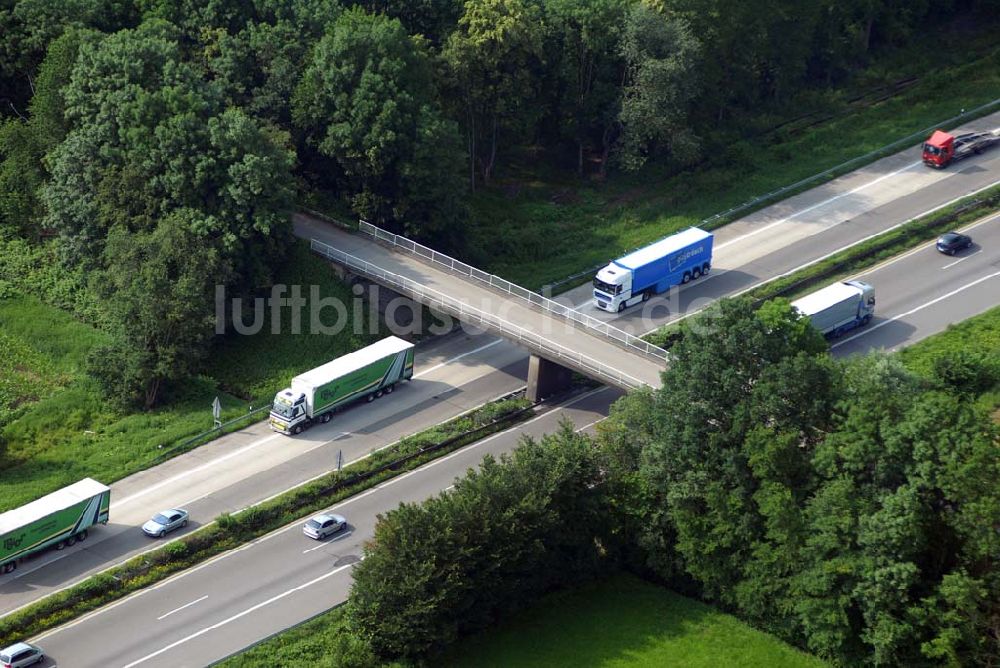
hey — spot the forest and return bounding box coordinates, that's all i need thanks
[1,0,997,404]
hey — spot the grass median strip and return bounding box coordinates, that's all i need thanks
[645,183,1000,349]
[0,394,536,647]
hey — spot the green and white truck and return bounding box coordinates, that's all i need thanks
[1,478,110,574]
[269,336,415,435]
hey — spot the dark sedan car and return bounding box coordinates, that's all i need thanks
[936,231,972,255]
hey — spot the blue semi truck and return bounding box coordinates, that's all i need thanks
[593,228,714,312]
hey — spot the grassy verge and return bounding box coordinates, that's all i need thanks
[898,304,1000,416]
[460,34,1000,290]
[220,572,825,668]
[644,185,1000,349]
[0,395,534,648]
[440,573,825,668]
[0,240,371,512]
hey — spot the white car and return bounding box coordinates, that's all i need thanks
[0,641,44,668]
[303,513,347,540]
[142,508,189,538]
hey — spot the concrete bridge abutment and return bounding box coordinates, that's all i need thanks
[526,354,573,402]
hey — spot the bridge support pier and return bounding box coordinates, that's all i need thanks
[526,355,573,402]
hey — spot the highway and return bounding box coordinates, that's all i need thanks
[3,112,998,629]
[34,388,618,668]
[28,205,1000,668]
[832,209,1000,356]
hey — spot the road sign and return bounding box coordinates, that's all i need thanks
[212,396,222,428]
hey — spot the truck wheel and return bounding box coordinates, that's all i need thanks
[617,302,625,313]
[375,390,384,398]
[55,541,65,550]
[78,530,88,541]
[702,262,711,275]
[682,271,691,284]
[641,291,650,302]
[691,267,701,279]
[293,424,302,435]
[862,314,872,326]
[66,536,76,547]
[385,384,394,394]
[366,393,375,403]
[321,412,332,423]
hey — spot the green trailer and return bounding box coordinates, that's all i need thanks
[1,478,110,573]
[270,336,415,435]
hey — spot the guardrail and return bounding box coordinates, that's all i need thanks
[310,238,652,389]
[356,221,669,364]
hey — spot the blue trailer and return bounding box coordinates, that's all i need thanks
[593,228,713,312]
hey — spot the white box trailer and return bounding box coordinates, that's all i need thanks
[270,336,415,435]
[1,478,110,573]
[792,280,876,338]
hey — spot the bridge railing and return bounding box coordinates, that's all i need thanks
[357,221,669,364]
[310,238,649,390]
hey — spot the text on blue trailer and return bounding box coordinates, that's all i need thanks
[791,280,876,338]
[593,228,714,312]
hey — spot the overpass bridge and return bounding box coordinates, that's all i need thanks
[296,215,667,397]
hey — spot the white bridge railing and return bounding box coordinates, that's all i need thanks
[357,221,669,364]
[310,238,650,390]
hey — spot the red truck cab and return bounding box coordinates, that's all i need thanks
[922,130,953,168]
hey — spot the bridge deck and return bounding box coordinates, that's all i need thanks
[294,214,665,389]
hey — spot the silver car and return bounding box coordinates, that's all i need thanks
[303,513,347,540]
[142,508,189,538]
[0,641,44,667]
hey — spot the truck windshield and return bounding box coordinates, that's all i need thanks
[923,143,941,156]
[271,401,295,418]
[593,278,620,295]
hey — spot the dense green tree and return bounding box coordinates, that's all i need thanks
[0,29,89,238]
[443,0,545,188]
[0,0,137,115]
[88,216,223,408]
[616,2,701,171]
[349,423,605,661]
[543,0,628,176]
[351,0,464,46]
[293,8,465,240]
[45,21,294,285]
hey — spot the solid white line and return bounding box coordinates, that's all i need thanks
[121,561,360,668]
[301,531,353,554]
[575,419,603,433]
[639,179,1000,336]
[941,251,978,270]
[156,595,207,621]
[831,270,1000,349]
[714,160,923,250]
[112,433,283,508]
[413,338,502,378]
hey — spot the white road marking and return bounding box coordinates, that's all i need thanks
[112,433,283,508]
[413,338,503,378]
[302,531,353,553]
[714,160,923,250]
[831,270,1000,349]
[120,561,361,668]
[941,251,979,269]
[156,595,207,621]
